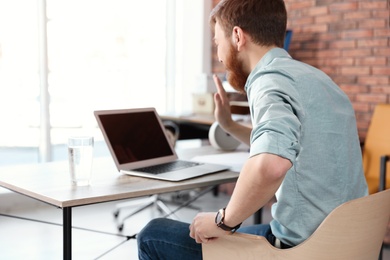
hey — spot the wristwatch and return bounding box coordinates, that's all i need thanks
[215,207,242,233]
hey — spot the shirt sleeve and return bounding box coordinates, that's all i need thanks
[248,72,302,165]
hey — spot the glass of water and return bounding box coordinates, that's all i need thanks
[68,136,94,186]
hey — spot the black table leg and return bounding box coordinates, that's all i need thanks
[63,207,72,260]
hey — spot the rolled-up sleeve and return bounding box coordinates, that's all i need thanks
[248,74,302,165]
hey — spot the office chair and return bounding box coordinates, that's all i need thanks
[202,189,390,260]
[113,121,201,232]
[361,104,390,254]
[284,30,293,51]
[362,104,390,194]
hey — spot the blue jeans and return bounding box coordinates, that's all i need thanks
[137,218,274,260]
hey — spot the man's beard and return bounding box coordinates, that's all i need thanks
[225,44,249,93]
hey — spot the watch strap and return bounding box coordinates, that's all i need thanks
[215,208,242,233]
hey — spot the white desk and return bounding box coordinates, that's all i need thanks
[0,145,239,260]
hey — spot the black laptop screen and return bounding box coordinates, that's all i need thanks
[98,111,174,164]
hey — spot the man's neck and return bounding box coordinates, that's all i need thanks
[247,45,276,72]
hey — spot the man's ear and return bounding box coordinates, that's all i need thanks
[232,26,246,51]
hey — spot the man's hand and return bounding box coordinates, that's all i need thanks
[213,74,252,146]
[189,212,229,244]
[213,74,234,131]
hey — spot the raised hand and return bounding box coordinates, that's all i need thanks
[213,74,233,130]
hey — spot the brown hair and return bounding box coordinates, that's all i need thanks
[210,0,287,48]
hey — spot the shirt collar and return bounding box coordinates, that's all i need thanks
[245,47,291,91]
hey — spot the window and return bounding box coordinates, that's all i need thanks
[0,0,168,160]
[0,0,211,163]
[0,0,40,148]
[46,0,168,127]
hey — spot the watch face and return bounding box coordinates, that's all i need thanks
[216,210,223,224]
[215,208,242,233]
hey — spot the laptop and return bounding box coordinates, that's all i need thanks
[94,107,229,181]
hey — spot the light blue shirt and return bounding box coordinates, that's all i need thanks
[246,48,368,246]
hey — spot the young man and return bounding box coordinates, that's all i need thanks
[137,0,368,259]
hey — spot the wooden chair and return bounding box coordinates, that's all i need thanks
[363,104,390,194]
[363,104,390,252]
[202,189,390,260]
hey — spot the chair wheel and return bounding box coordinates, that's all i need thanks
[118,224,124,232]
[113,210,120,218]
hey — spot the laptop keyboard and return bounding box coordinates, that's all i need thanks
[134,160,203,174]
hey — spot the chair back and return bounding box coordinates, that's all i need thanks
[363,104,390,194]
[202,189,390,260]
[284,30,293,51]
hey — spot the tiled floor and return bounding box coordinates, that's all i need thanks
[0,141,389,259]
[0,188,256,259]
[1,191,389,260]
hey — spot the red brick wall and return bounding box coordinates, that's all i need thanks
[211,0,390,142]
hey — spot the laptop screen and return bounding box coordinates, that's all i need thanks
[97,110,174,165]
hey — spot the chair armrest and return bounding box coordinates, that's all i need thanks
[380,155,389,191]
[202,232,274,260]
